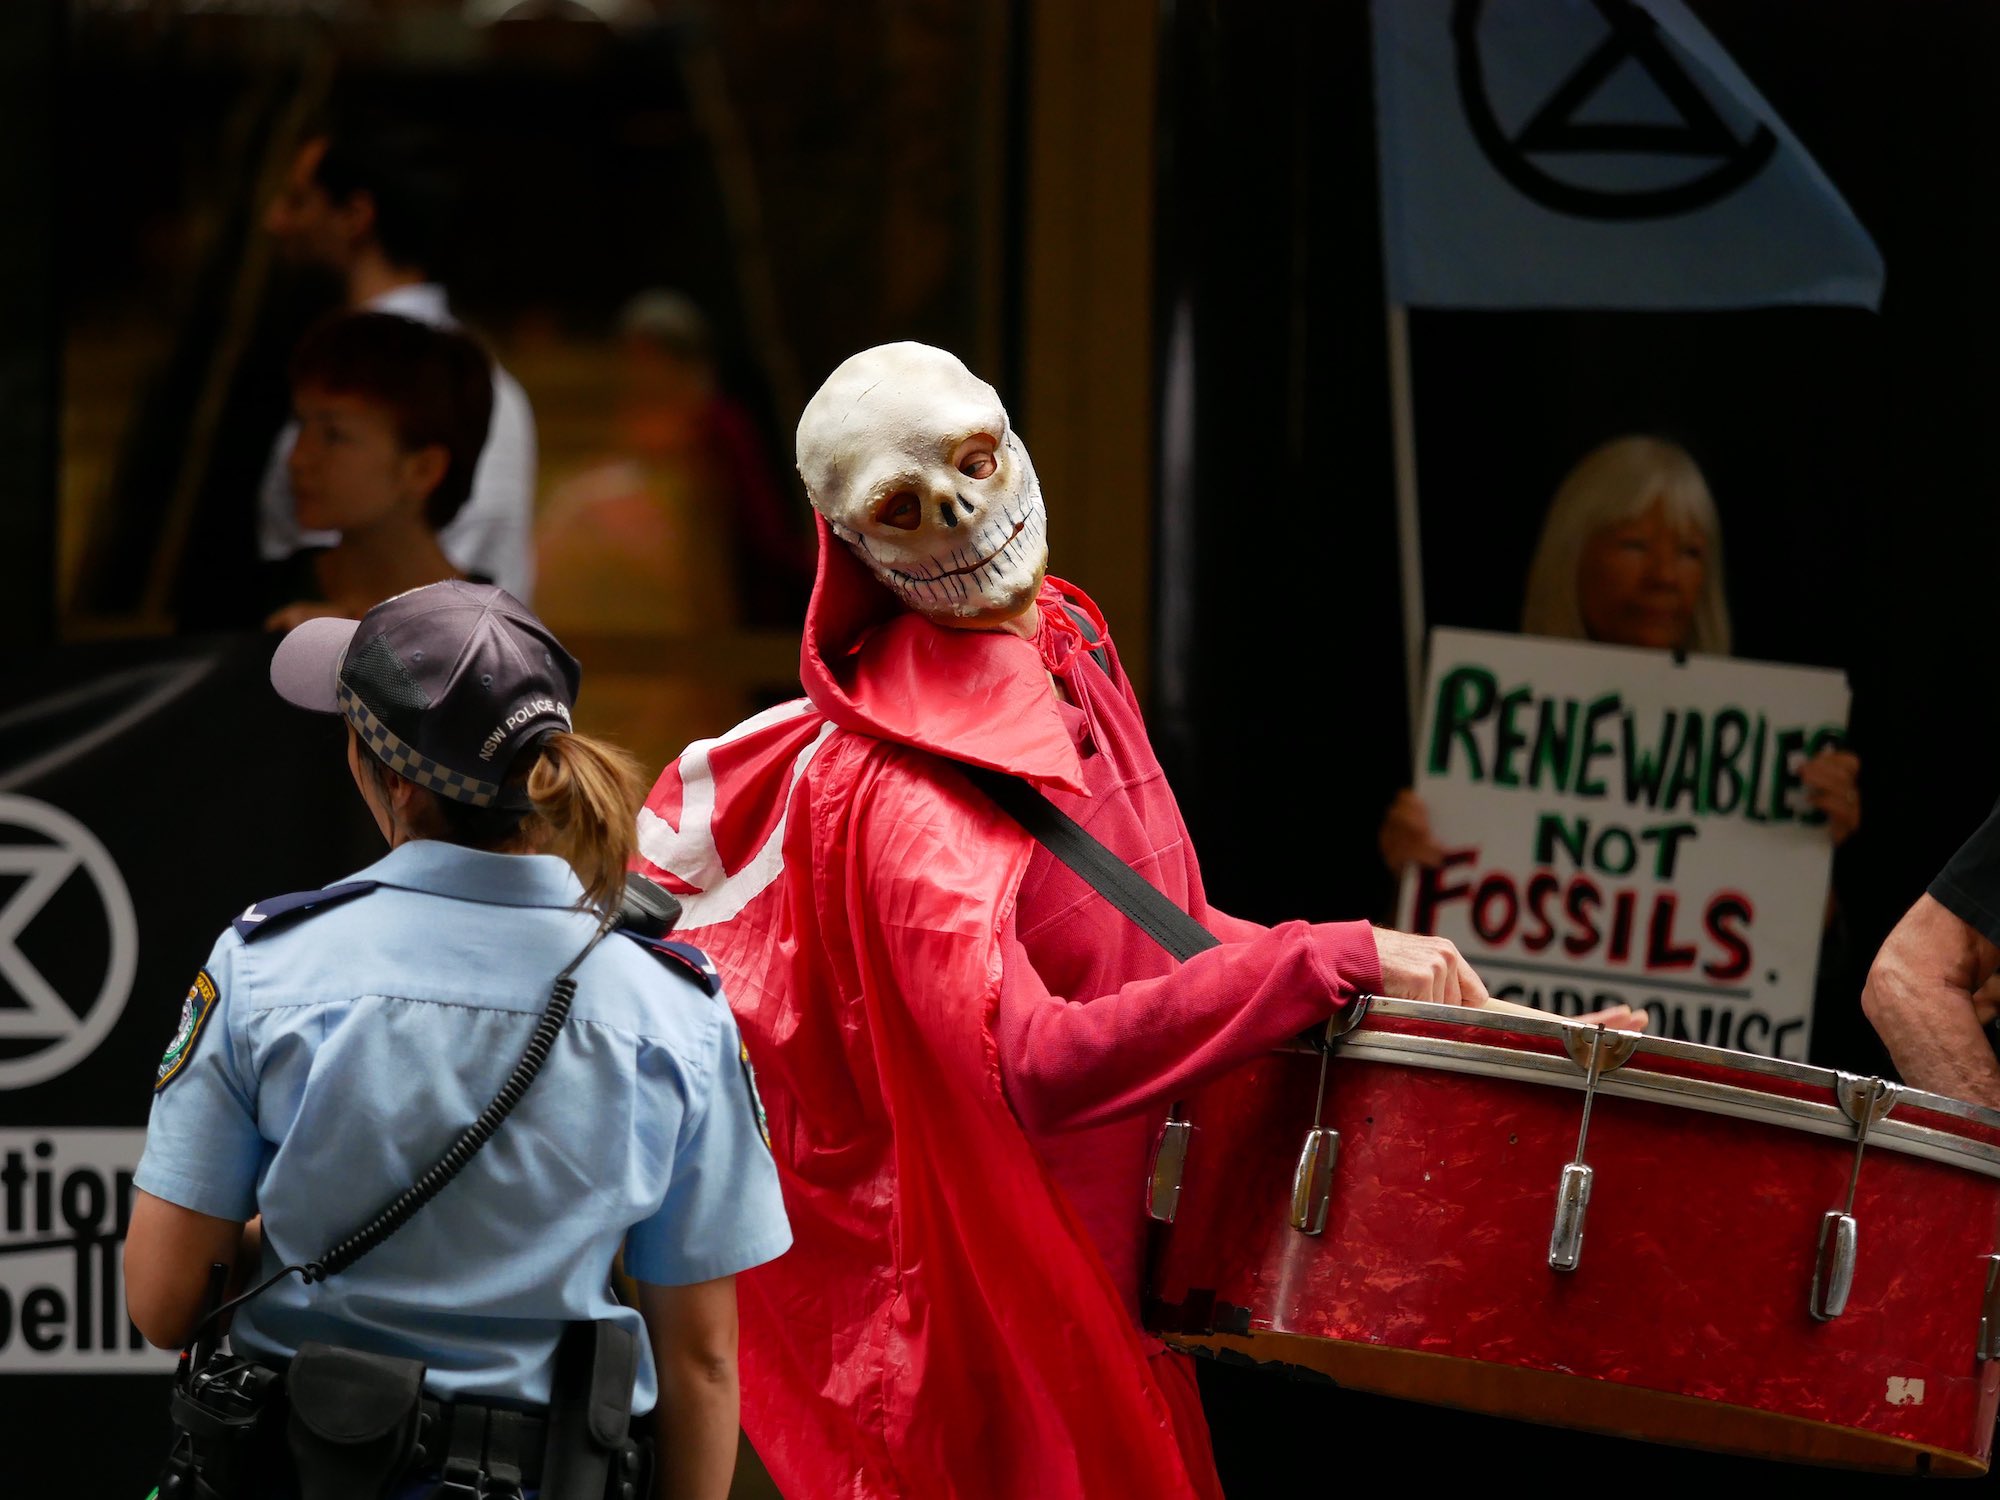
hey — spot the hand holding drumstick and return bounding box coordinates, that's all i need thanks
[1371,928,1647,1030]
[1370,929,1490,1005]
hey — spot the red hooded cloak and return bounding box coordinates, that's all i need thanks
[637,524,1371,1497]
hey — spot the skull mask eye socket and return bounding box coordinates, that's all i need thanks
[953,435,998,481]
[874,490,922,531]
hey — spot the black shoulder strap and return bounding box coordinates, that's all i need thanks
[1060,601,1112,677]
[960,764,1218,962]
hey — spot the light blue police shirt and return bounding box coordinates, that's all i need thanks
[134,840,791,1414]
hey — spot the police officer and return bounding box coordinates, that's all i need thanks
[125,580,791,1499]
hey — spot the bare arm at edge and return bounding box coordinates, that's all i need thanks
[638,1274,741,1500]
[123,1192,254,1349]
[1863,893,2000,1108]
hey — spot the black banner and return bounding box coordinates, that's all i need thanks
[0,632,378,1495]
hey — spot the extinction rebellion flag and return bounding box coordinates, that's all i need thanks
[1371,0,1885,310]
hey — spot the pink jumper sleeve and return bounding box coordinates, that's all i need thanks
[994,917,1381,1135]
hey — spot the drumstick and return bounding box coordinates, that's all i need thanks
[1477,995,1567,1020]
[1361,992,1646,1029]
[1480,1000,1648,1032]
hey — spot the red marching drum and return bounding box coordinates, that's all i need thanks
[1145,999,2000,1474]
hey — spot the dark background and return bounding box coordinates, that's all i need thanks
[0,1,60,651]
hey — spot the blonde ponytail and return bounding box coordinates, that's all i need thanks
[525,731,647,918]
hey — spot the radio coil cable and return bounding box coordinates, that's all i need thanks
[178,915,615,1352]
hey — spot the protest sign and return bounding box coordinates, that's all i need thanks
[1395,628,1849,1060]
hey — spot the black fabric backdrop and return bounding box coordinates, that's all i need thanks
[0,635,378,1496]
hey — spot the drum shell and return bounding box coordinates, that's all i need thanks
[1148,1010,2000,1473]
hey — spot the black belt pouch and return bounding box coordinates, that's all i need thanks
[284,1341,428,1500]
[541,1320,640,1500]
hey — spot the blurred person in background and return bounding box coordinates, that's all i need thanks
[535,292,738,640]
[264,311,494,630]
[260,118,538,600]
[615,289,812,628]
[1376,436,1867,1063]
[537,289,809,632]
[534,290,811,767]
[1379,435,1863,870]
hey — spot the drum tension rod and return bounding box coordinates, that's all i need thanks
[1811,1074,1897,1322]
[1549,1025,1606,1272]
[1289,1030,1339,1234]
[1289,994,1373,1236]
[1546,1023,1637,1273]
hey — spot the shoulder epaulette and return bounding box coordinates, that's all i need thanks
[619,931,723,996]
[232,880,380,942]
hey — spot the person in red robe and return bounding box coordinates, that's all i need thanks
[634,342,1490,1498]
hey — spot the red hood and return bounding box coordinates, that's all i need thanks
[802,513,1087,794]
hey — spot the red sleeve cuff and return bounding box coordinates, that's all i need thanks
[1303,919,1382,1005]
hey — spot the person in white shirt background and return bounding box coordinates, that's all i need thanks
[259,121,538,602]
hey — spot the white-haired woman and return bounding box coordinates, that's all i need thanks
[1380,435,1862,871]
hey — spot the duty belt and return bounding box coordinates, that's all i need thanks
[408,1395,646,1497]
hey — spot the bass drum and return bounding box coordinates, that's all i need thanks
[1146,999,2000,1474]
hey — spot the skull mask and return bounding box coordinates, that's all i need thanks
[796,342,1049,624]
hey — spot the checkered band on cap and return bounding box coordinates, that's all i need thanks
[337,680,506,809]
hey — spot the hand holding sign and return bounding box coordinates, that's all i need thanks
[1800,747,1862,846]
[1379,787,1445,872]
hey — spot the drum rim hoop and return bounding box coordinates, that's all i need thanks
[1321,999,2000,1172]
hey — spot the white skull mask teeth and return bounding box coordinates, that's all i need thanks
[796,342,1050,623]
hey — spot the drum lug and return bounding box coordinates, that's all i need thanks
[1288,1127,1339,1235]
[1148,1117,1193,1224]
[1547,1163,1593,1272]
[1979,1256,2000,1360]
[1835,1072,1899,1126]
[1810,1075,1889,1322]
[1547,1024,1614,1274]
[1287,1015,1346,1236]
[1561,1026,1638,1074]
[1810,1211,1858,1321]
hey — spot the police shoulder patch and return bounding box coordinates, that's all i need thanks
[739,1039,772,1154]
[155,970,219,1092]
